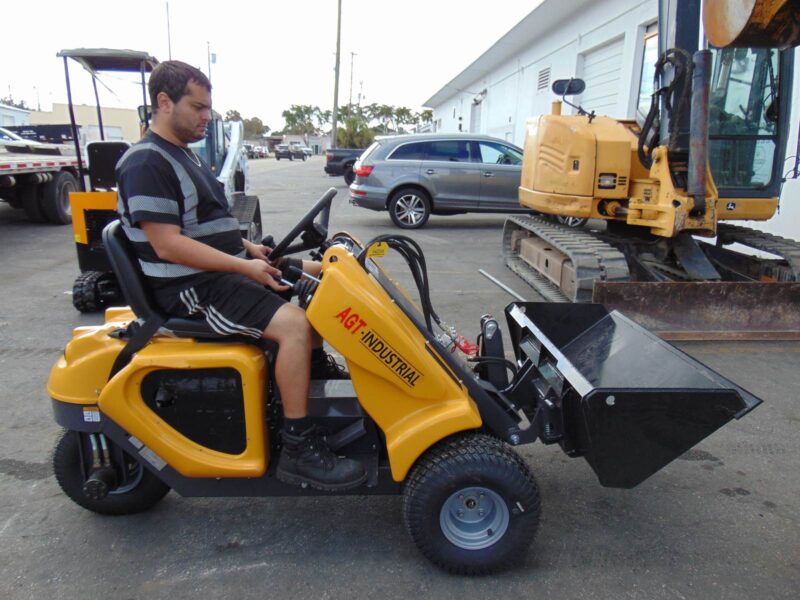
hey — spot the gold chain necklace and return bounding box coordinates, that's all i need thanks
[181,147,201,167]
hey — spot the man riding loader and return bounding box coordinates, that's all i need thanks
[58,49,260,312]
[503,0,800,339]
[48,188,762,574]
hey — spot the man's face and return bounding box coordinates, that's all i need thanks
[159,81,212,144]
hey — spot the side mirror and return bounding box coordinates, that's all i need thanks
[137,105,152,123]
[552,78,586,96]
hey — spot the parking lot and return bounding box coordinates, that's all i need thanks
[0,155,798,599]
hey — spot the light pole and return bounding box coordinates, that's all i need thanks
[349,52,356,106]
[331,0,342,149]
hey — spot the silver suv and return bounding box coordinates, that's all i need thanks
[349,133,529,228]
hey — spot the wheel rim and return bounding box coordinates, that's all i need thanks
[60,181,75,217]
[394,194,426,226]
[110,461,144,495]
[439,486,509,550]
[556,216,585,227]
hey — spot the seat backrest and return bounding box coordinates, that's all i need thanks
[87,141,131,191]
[102,220,162,321]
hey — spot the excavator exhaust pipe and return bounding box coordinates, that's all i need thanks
[688,49,711,215]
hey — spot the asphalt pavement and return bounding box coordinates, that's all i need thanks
[0,156,797,599]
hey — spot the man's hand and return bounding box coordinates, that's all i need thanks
[239,258,290,292]
[244,239,284,267]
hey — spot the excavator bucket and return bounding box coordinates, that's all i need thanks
[593,281,800,340]
[505,302,762,488]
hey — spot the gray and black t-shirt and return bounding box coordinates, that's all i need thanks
[115,130,245,303]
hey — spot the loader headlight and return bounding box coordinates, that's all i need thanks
[484,320,498,340]
[598,173,617,189]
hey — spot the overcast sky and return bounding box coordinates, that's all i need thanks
[1,0,537,129]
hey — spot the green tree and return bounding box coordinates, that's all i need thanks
[394,106,416,133]
[419,109,433,124]
[336,115,374,148]
[1,95,28,110]
[225,109,242,122]
[282,104,323,135]
[243,116,267,139]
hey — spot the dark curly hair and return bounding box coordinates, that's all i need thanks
[148,60,211,111]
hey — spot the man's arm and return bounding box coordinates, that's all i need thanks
[141,222,289,291]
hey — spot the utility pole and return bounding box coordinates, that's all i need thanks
[166,2,173,60]
[207,41,212,82]
[349,52,356,106]
[331,0,342,149]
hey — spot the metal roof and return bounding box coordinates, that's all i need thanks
[422,0,593,108]
[56,48,159,74]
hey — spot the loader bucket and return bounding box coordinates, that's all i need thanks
[505,303,762,488]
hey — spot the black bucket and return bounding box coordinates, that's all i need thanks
[505,303,762,488]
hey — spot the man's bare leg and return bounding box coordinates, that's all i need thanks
[264,303,365,490]
[262,304,311,418]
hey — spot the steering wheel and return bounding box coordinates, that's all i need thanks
[265,187,337,260]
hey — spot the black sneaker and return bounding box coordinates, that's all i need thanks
[310,352,350,380]
[277,426,366,491]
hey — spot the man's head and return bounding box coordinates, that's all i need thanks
[148,61,212,145]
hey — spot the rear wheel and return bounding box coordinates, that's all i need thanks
[53,429,170,515]
[389,187,431,229]
[402,433,541,574]
[21,185,47,223]
[40,171,77,224]
[343,166,355,186]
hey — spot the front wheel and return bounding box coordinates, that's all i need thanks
[388,187,431,229]
[53,430,170,515]
[402,433,540,574]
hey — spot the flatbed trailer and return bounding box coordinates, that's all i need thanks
[0,143,82,224]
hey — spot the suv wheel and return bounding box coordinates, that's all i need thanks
[389,188,431,229]
[343,166,355,186]
[555,215,588,228]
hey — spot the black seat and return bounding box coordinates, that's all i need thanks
[102,220,228,339]
[87,141,131,191]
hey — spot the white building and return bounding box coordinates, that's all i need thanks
[423,0,799,238]
[0,103,30,127]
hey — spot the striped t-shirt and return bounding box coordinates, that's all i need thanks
[115,130,245,303]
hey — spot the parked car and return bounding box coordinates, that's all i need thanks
[275,143,306,161]
[243,143,256,159]
[349,133,531,228]
[324,147,365,185]
[299,146,313,157]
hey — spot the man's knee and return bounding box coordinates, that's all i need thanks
[263,304,312,345]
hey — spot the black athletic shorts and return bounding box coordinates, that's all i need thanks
[160,258,304,339]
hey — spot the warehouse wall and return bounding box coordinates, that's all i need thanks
[431,0,658,147]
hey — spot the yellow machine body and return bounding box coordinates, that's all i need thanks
[48,245,483,483]
[518,111,778,238]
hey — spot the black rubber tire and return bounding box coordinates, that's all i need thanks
[402,433,541,575]
[276,156,281,161]
[40,171,77,224]
[388,187,431,229]
[343,166,355,186]
[234,170,245,192]
[21,185,47,223]
[53,430,170,516]
[72,271,105,313]
[301,154,307,161]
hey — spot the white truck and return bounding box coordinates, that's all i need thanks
[0,127,81,224]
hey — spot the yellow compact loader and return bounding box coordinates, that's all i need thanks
[49,189,762,574]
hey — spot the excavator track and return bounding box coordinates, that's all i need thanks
[502,215,630,302]
[716,223,800,281]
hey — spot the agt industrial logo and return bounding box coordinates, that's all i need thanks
[335,306,423,387]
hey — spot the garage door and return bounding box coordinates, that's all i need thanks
[579,37,625,116]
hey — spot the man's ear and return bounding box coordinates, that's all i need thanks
[156,91,173,114]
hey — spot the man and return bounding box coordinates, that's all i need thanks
[115,60,365,491]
